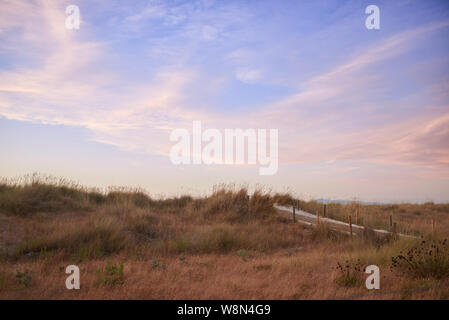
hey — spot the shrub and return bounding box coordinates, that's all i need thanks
[335,260,365,288]
[391,239,449,279]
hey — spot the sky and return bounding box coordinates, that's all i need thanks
[0,0,449,202]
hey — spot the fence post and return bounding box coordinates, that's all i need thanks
[393,222,397,239]
[293,206,296,222]
[389,215,393,230]
[349,215,353,240]
[323,203,326,218]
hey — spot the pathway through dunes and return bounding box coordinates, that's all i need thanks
[274,205,419,239]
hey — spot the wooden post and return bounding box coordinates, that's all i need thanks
[293,206,296,222]
[393,222,397,239]
[349,215,353,240]
[389,215,393,229]
[323,204,327,218]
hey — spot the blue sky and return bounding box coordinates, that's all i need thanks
[1,0,449,202]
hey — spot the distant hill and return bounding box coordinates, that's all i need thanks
[315,198,381,205]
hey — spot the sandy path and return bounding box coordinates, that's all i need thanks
[274,205,418,239]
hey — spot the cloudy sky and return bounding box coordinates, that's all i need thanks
[1,0,448,202]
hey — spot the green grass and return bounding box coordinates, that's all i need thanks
[96,261,124,287]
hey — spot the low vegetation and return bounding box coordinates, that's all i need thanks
[96,261,124,287]
[0,174,448,299]
[299,199,449,238]
[335,259,365,288]
[391,239,449,279]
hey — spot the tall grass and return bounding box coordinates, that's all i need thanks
[0,174,194,216]
[1,175,448,299]
[0,176,304,260]
[298,199,449,238]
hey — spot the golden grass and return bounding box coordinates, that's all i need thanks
[299,200,449,238]
[0,175,448,299]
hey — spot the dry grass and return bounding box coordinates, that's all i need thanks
[0,175,448,299]
[391,239,449,279]
[299,200,449,238]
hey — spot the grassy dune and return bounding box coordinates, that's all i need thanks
[0,175,448,299]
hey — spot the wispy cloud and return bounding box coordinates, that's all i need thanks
[253,20,449,172]
[0,0,448,179]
